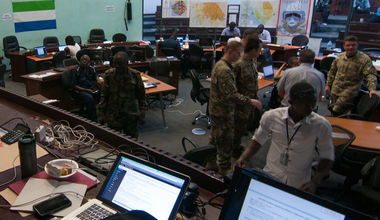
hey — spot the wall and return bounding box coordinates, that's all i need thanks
[0,0,142,67]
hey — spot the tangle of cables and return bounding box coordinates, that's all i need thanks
[46,120,98,150]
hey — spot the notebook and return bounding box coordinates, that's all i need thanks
[219,167,375,220]
[263,65,274,79]
[58,45,67,52]
[63,152,190,220]
[34,46,51,58]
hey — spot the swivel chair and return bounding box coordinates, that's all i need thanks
[112,33,127,42]
[291,35,309,46]
[161,47,177,57]
[76,48,91,61]
[72,36,82,45]
[61,69,85,114]
[111,45,127,56]
[3,36,27,58]
[319,56,335,80]
[63,58,79,67]
[188,44,213,77]
[43,36,59,47]
[89,29,105,43]
[0,64,6,87]
[190,69,211,128]
[52,51,66,68]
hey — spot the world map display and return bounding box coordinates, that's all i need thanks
[162,0,190,18]
[189,0,228,28]
[239,0,280,28]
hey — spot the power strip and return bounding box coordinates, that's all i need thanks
[75,156,110,176]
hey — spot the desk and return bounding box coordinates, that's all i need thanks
[315,55,380,72]
[206,77,275,90]
[326,117,380,152]
[265,44,301,63]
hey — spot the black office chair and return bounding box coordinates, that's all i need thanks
[43,36,59,47]
[360,156,380,209]
[161,47,177,57]
[291,35,309,46]
[127,46,146,62]
[76,48,90,61]
[319,56,335,80]
[89,29,105,43]
[0,64,6,87]
[149,57,171,85]
[189,44,213,76]
[72,35,82,45]
[112,33,127,42]
[52,51,66,68]
[143,45,154,59]
[3,36,27,58]
[61,69,85,114]
[190,69,211,128]
[63,58,79,67]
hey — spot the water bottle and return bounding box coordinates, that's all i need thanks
[327,40,333,50]
[185,34,189,42]
[18,134,38,179]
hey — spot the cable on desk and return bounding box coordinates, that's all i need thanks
[0,155,19,188]
[0,117,28,130]
[46,120,98,150]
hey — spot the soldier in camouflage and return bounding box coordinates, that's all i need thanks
[97,51,147,138]
[209,41,262,175]
[326,35,378,115]
[233,38,263,158]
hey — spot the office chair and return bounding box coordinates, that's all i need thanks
[149,57,171,85]
[291,35,309,46]
[112,33,127,42]
[61,69,85,114]
[198,38,213,48]
[319,56,335,80]
[127,46,146,62]
[188,44,213,76]
[190,70,211,128]
[43,36,59,47]
[52,51,66,68]
[161,47,177,57]
[63,58,79,67]
[0,64,5,87]
[76,48,90,61]
[89,29,105,43]
[111,45,127,56]
[181,137,216,168]
[143,45,154,59]
[72,35,82,45]
[360,156,380,209]
[3,36,27,58]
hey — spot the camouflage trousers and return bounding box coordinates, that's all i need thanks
[209,115,235,171]
[106,114,139,139]
[331,94,355,115]
[233,106,254,157]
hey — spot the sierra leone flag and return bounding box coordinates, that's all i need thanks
[12,0,56,32]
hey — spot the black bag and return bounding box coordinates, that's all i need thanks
[268,86,282,109]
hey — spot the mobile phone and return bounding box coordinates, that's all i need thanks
[33,194,72,216]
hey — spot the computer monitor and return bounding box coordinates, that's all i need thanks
[58,45,67,52]
[263,65,274,78]
[177,37,184,48]
[219,167,375,220]
[34,46,47,56]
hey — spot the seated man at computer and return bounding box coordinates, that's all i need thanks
[277,49,325,107]
[71,55,101,122]
[221,22,241,37]
[235,82,334,193]
[257,24,271,44]
[161,31,181,58]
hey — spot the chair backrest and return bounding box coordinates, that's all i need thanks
[144,45,154,59]
[189,44,203,57]
[72,36,82,45]
[3,36,20,54]
[320,56,335,79]
[43,36,59,47]
[63,58,79,67]
[190,70,209,105]
[0,64,6,87]
[161,47,177,56]
[52,51,66,68]
[354,92,380,119]
[149,57,170,84]
[61,69,73,90]
[76,48,90,61]
[127,45,146,61]
[199,38,213,47]
[89,29,105,43]
[112,33,127,42]
[111,45,127,56]
[292,35,309,46]
[331,125,356,165]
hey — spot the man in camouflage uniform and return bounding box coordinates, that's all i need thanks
[97,51,147,138]
[209,41,262,175]
[326,35,377,115]
[233,38,263,158]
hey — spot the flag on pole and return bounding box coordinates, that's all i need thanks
[12,0,56,32]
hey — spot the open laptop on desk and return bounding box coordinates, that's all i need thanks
[219,167,375,220]
[262,64,274,79]
[34,46,52,58]
[63,152,190,220]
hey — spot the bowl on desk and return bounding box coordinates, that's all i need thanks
[44,159,79,179]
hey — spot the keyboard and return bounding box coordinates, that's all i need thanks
[201,46,213,49]
[76,204,114,220]
[36,54,52,58]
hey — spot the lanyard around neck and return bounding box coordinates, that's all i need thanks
[285,118,302,147]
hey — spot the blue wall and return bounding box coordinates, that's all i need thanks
[0,0,143,67]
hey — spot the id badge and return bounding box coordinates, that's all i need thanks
[280,153,289,166]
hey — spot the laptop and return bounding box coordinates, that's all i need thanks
[34,46,52,58]
[263,65,274,79]
[58,45,67,52]
[63,153,190,220]
[219,167,376,220]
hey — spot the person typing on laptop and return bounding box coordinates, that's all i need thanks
[235,82,334,193]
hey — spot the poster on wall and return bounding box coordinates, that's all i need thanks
[276,0,312,36]
[12,0,56,32]
[239,0,280,28]
[162,0,190,18]
[189,0,228,28]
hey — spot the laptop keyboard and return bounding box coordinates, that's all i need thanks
[76,204,114,220]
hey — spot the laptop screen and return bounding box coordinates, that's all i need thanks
[98,153,190,220]
[58,45,67,51]
[177,37,184,48]
[263,65,274,78]
[219,167,375,220]
[34,46,47,56]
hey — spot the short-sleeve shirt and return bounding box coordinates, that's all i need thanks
[221,27,241,37]
[252,107,334,188]
[71,66,98,90]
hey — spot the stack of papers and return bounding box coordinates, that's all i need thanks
[29,72,56,78]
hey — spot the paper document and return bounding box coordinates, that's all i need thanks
[332,132,350,139]
[11,178,86,217]
[29,72,56,78]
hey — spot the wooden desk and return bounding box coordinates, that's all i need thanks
[326,117,380,152]
[265,44,301,63]
[206,77,275,90]
[315,55,380,72]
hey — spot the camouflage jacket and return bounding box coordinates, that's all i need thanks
[327,51,377,97]
[209,59,251,118]
[233,56,259,100]
[97,67,147,119]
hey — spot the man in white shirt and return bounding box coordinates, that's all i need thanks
[235,82,334,193]
[257,24,271,44]
[221,22,241,37]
